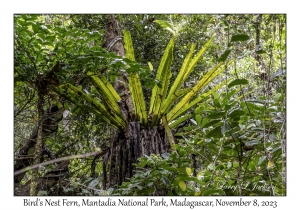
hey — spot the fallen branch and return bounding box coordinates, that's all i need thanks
[14,150,107,176]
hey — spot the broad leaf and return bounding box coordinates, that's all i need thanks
[186,167,192,176]
[244,140,259,147]
[228,109,245,119]
[228,78,248,88]
[206,126,223,138]
[162,176,171,187]
[231,34,250,42]
[218,49,231,62]
[178,180,186,191]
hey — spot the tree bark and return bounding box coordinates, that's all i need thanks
[14,105,63,184]
[103,14,134,119]
[29,93,44,196]
[15,160,70,196]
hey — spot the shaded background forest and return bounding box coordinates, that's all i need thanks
[14,14,286,196]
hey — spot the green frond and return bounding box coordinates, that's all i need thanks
[167,60,233,122]
[162,116,176,151]
[86,72,126,125]
[149,38,175,126]
[123,30,148,125]
[161,37,214,115]
[56,84,125,129]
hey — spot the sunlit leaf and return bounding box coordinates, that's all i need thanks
[186,167,192,176]
[148,62,153,71]
[267,160,274,169]
[194,191,201,196]
[178,180,186,191]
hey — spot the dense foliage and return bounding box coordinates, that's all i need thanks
[14,14,286,196]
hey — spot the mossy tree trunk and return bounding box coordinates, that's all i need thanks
[29,92,44,196]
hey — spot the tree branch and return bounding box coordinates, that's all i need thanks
[14,150,108,176]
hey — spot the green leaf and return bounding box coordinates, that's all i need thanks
[272,146,281,154]
[167,61,233,122]
[225,101,238,111]
[183,125,197,131]
[162,37,214,116]
[148,62,153,71]
[256,49,266,54]
[139,157,147,168]
[57,102,62,109]
[149,38,174,126]
[86,72,123,117]
[267,160,274,169]
[195,115,202,125]
[162,176,171,187]
[154,20,175,36]
[178,180,186,191]
[228,109,245,118]
[123,30,148,125]
[162,116,176,151]
[244,140,259,147]
[55,84,124,129]
[186,167,192,176]
[258,156,267,165]
[218,50,231,62]
[169,115,189,129]
[63,102,69,110]
[203,119,222,127]
[207,111,226,119]
[206,126,223,138]
[231,34,250,42]
[88,178,100,188]
[228,78,248,88]
[123,30,136,61]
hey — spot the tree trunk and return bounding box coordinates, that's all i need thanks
[106,123,171,188]
[14,105,63,184]
[29,93,44,196]
[15,160,70,196]
[102,15,171,189]
[103,14,134,119]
